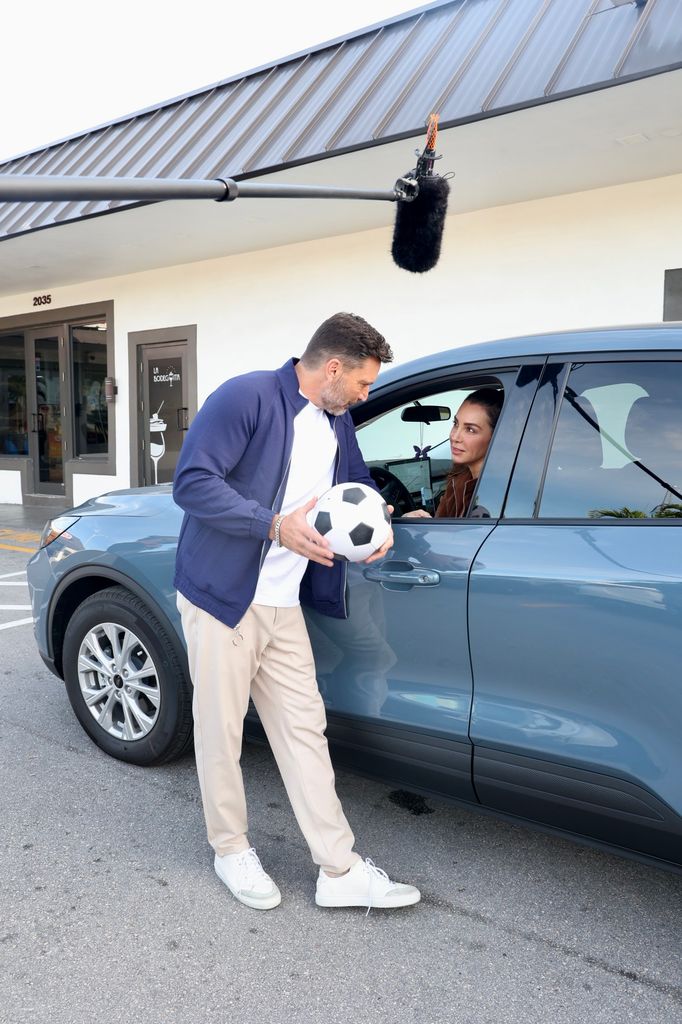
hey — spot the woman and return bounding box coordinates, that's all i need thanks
[404,388,503,519]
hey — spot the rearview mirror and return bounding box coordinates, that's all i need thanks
[401,405,451,424]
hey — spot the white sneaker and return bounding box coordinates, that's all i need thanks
[214,848,281,910]
[315,857,420,910]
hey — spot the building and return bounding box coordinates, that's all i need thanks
[0,0,680,507]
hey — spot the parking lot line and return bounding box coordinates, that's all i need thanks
[0,617,33,630]
[0,528,41,541]
[0,604,31,609]
[0,570,28,579]
[0,529,41,554]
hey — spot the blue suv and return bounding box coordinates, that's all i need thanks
[28,326,682,871]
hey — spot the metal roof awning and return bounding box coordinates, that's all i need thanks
[0,0,680,245]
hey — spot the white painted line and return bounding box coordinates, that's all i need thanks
[0,582,29,586]
[0,570,26,579]
[0,617,33,630]
[0,604,31,610]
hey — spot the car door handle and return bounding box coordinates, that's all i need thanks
[363,564,441,587]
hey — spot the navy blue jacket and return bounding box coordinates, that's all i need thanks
[173,358,376,627]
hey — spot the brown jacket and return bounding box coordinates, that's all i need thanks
[435,465,476,518]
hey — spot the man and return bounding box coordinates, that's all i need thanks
[173,312,420,912]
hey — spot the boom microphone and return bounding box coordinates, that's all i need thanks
[391,114,450,274]
[0,118,450,273]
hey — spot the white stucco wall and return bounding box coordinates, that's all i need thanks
[1,171,680,505]
[0,470,23,504]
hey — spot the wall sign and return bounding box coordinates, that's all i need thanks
[32,294,52,307]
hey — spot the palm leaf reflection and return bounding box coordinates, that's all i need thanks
[589,504,682,519]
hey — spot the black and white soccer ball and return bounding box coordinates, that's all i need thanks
[307,483,391,562]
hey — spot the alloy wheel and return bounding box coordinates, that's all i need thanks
[77,621,161,741]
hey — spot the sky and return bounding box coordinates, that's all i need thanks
[1,0,426,163]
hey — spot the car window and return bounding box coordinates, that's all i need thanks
[474,363,543,519]
[356,380,507,517]
[539,361,682,519]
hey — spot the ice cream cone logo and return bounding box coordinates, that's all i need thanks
[149,401,167,485]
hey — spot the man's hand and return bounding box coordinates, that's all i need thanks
[363,502,394,564]
[275,498,335,567]
[364,523,394,564]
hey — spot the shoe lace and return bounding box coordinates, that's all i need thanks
[363,858,390,918]
[237,848,269,888]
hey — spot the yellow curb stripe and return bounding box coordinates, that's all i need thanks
[0,543,36,553]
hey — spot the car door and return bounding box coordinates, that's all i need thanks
[468,353,682,865]
[304,361,542,803]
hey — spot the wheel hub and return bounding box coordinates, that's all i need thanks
[77,621,161,742]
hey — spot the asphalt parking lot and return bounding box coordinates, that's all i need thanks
[1,506,681,1024]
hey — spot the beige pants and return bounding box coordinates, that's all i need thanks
[177,594,359,874]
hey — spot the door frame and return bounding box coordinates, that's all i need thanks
[25,325,69,495]
[128,325,197,487]
[0,300,115,505]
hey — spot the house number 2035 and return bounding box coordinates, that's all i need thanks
[32,294,52,306]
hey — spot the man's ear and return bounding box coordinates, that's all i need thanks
[325,357,342,379]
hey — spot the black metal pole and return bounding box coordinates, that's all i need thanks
[0,174,404,204]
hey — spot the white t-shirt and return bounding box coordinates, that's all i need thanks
[253,399,337,607]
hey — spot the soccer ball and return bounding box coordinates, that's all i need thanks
[307,483,391,562]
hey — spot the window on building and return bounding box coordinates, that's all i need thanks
[71,323,109,456]
[663,269,682,321]
[539,361,682,519]
[0,334,28,456]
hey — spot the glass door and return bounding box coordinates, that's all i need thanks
[138,342,189,486]
[26,328,67,494]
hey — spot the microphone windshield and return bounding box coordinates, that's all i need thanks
[391,175,449,274]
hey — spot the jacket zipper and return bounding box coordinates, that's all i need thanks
[244,419,295,635]
[257,450,293,575]
[331,418,349,618]
[244,451,293,634]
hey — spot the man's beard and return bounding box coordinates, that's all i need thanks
[319,377,349,415]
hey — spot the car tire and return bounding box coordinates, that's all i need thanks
[62,585,193,766]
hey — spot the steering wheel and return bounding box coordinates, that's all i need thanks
[369,466,416,515]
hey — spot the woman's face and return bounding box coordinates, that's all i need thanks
[450,401,494,478]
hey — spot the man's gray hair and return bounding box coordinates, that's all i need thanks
[300,312,393,369]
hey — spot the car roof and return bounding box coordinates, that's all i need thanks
[373,324,682,391]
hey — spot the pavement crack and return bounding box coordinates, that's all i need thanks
[419,889,682,1004]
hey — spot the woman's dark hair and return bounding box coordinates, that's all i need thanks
[461,387,503,430]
